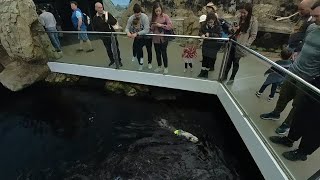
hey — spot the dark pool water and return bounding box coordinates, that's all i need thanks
[0,81,264,180]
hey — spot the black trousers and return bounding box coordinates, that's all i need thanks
[274,78,304,127]
[202,56,214,69]
[154,41,168,68]
[133,38,145,65]
[288,93,320,155]
[224,44,240,79]
[259,82,280,98]
[132,38,153,64]
[102,37,122,63]
[145,38,153,64]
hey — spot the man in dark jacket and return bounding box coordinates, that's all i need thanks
[269,76,320,161]
[287,0,314,57]
[92,2,122,67]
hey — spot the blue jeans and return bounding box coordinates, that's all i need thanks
[46,27,61,51]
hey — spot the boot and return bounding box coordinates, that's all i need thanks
[203,70,209,78]
[198,70,205,77]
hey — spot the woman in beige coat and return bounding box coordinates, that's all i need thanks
[223,3,258,83]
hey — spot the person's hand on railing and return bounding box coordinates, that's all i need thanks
[127,32,132,38]
[131,33,138,39]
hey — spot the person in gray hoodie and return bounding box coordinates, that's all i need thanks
[125,4,150,71]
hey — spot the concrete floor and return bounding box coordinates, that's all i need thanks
[54,34,319,180]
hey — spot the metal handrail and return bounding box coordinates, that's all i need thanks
[231,39,320,96]
[39,30,230,41]
[41,30,320,96]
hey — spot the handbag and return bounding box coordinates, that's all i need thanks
[162,21,175,41]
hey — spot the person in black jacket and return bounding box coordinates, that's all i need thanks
[198,12,222,78]
[269,76,320,161]
[92,2,122,67]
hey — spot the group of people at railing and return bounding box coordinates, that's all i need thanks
[38,1,258,78]
[257,0,320,162]
[38,0,320,162]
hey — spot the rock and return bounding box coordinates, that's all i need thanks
[0,0,57,62]
[105,81,149,96]
[0,61,49,91]
[0,64,4,73]
[0,0,62,91]
[45,73,80,84]
[95,129,236,179]
[103,0,121,17]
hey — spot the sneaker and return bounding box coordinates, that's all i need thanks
[268,97,273,102]
[255,92,262,98]
[190,68,193,72]
[184,69,187,73]
[86,49,94,53]
[138,65,143,71]
[148,63,152,69]
[154,67,162,73]
[164,68,168,74]
[132,57,137,62]
[57,50,63,53]
[282,149,307,161]
[119,62,123,67]
[260,112,280,120]
[275,123,290,135]
[108,62,115,67]
[269,136,293,147]
[139,58,144,64]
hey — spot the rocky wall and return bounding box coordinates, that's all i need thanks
[0,0,60,91]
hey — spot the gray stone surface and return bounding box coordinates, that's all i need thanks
[0,0,58,91]
[0,61,49,91]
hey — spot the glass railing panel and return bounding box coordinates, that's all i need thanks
[221,42,320,180]
[45,31,228,81]
[116,34,227,81]
[50,33,112,68]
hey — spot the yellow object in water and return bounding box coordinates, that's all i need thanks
[174,130,180,135]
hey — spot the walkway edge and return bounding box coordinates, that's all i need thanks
[217,84,289,180]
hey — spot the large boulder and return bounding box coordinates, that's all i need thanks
[0,0,57,62]
[0,0,59,91]
[0,61,49,91]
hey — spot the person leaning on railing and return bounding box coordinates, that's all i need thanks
[260,2,320,136]
[92,2,123,67]
[269,75,320,161]
[125,4,150,71]
[222,2,258,83]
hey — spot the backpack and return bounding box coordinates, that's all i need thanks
[219,18,231,38]
[82,13,91,26]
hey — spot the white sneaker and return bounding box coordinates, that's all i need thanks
[139,58,144,64]
[138,65,143,71]
[190,68,193,72]
[132,57,137,62]
[148,63,152,69]
[154,67,162,73]
[183,69,187,73]
[164,68,168,74]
